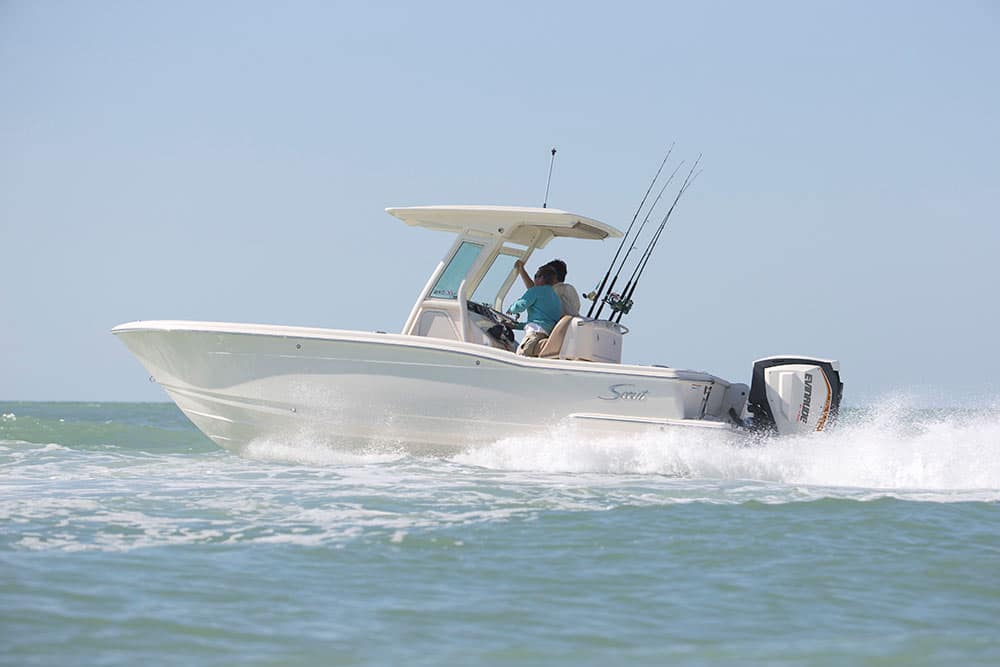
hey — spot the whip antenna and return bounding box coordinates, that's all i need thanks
[542,147,557,208]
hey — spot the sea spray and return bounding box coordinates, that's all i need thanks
[452,398,1000,496]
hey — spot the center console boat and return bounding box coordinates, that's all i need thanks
[113,205,843,452]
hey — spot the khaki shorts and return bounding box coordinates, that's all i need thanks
[516,331,549,357]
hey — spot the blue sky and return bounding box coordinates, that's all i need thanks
[2,1,998,404]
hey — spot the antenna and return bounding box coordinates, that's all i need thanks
[542,147,557,208]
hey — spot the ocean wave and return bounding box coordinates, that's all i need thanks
[0,403,214,454]
[3,400,999,553]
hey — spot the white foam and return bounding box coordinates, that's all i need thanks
[6,398,1000,554]
[453,398,1000,497]
[239,437,408,466]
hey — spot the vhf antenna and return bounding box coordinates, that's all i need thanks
[542,147,557,208]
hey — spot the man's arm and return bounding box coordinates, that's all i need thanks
[514,259,533,289]
[507,287,536,315]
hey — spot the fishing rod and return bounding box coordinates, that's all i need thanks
[610,155,702,323]
[542,147,557,208]
[585,144,674,317]
[611,159,701,323]
[592,159,684,319]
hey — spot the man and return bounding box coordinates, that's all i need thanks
[514,258,580,317]
[506,264,561,357]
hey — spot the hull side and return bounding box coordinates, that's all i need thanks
[113,321,736,452]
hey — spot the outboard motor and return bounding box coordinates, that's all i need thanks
[747,357,844,435]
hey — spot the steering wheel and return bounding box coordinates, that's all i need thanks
[490,305,519,328]
[467,301,517,326]
[467,301,518,348]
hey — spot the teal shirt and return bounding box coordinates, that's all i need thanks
[506,285,562,334]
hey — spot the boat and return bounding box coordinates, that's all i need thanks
[113,205,843,453]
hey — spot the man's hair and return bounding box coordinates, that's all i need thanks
[534,265,558,285]
[542,259,567,282]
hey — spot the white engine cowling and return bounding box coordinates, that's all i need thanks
[747,357,843,435]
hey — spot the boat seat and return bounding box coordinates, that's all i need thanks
[539,316,574,358]
[538,316,623,363]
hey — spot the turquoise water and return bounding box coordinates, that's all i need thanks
[2,402,998,666]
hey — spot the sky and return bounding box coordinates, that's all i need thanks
[1,1,998,404]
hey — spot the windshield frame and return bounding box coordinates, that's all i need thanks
[428,241,484,300]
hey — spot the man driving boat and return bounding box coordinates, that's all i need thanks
[514,259,580,317]
[506,264,561,357]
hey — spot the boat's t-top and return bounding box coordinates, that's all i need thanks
[387,205,627,360]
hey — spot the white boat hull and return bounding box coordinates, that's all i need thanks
[113,321,743,453]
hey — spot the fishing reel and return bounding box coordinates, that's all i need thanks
[602,292,633,315]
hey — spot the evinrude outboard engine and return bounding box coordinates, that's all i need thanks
[746,357,844,435]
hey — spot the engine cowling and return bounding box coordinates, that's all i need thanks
[747,357,843,435]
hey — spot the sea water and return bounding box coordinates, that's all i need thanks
[2,401,998,666]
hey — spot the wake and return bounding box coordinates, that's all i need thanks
[454,398,1000,494]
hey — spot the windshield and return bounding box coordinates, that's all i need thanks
[471,253,518,307]
[430,242,483,299]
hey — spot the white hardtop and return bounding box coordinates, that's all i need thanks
[386,205,622,248]
[388,204,629,359]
